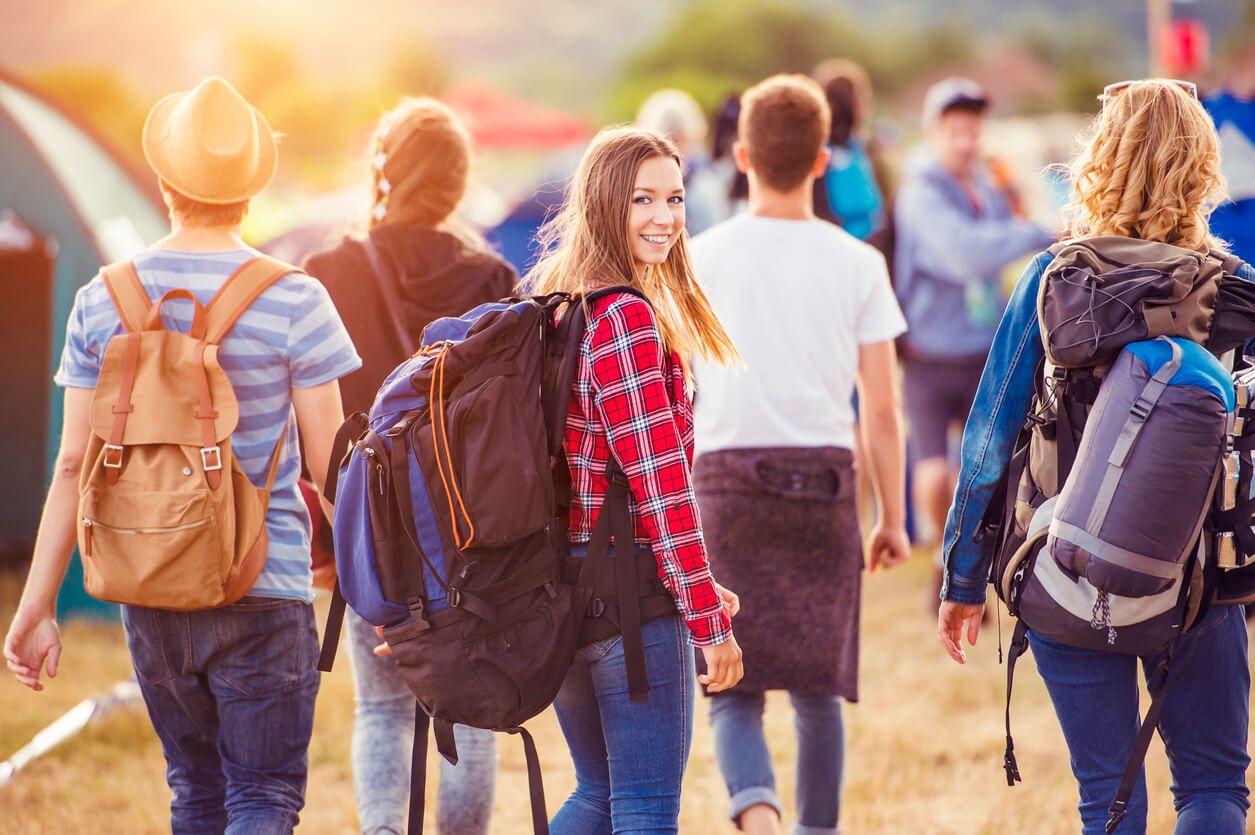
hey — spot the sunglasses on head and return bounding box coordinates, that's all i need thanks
[1098,79,1199,105]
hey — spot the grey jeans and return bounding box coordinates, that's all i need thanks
[346,609,497,835]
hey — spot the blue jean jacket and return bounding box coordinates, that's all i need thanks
[940,252,1255,605]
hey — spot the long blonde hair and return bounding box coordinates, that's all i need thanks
[1066,79,1228,253]
[527,126,739,371]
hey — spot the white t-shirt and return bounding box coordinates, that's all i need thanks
[690,214,907,455]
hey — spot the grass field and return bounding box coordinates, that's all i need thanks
[1,555,1250,834]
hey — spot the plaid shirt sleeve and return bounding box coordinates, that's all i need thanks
[587,295,732,647]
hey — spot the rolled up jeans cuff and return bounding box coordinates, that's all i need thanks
[729,785,783,828]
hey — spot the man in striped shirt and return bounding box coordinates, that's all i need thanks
[3,78,359,833]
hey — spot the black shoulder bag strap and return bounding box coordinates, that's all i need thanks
[361,235,417,358]
[317,413,371,673]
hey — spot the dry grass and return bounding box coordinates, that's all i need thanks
[1,557,1251,834]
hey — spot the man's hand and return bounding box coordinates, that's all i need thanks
[938,600,984,664]
[5,608,62,691]
[866,523,910,572]
[714,583,740,618]
[699,634,744,693]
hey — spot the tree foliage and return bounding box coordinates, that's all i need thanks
[606,0,973,122]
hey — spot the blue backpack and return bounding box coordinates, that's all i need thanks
[820,138,884,241]
[318,286,652,835]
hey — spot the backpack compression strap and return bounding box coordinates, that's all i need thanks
[1105,647,1173,834]
[575,459,651,701]
[97,264,153,485]
[405,713,462,835]
[1002,619,1029,787]
[405,716,551,835]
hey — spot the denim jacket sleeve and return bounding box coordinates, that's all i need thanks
[940,252,1053,604]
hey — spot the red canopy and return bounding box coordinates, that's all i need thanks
[442,85,592,150]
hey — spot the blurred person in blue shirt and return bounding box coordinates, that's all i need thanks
[893,78,1053,601]
[1204,57,1255,263]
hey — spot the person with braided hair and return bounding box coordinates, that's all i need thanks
[304,97,515,835]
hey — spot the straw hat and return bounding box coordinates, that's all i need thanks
[142,76,277,204]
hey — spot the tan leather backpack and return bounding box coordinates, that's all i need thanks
[78,256,299,610]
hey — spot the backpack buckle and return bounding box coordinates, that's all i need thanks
[1130,397,1153,422]
[200,446,223,472]
[102,444,124,469]
[407,596,431,631]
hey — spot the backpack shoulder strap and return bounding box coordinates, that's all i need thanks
[360,236,417,357]
[100,261,153,334]
[583,284,649,308]
[543,285,650,454]
[205,255,303,344]
[1215,250,1245,277]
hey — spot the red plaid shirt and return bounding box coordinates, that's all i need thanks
[563,292,731,647]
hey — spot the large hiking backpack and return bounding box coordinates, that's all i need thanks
[984,238,1251,833]
[319,286,671,835]
[78,257,296,610]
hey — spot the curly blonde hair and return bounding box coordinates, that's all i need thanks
[526,126,739,372]
[1066,79,1228,253]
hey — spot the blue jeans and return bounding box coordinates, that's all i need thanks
[345,608,497,835]
[709,691,844,835]
[1028,604,1251,834]
[550,614,695,835]
[122,597,321,835]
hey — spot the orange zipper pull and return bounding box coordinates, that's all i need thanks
[82,517,94,557]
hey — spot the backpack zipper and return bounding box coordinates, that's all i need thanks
[362,447,385,495]
[81,516,211,557]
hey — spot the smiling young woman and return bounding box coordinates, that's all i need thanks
[627,155,686,265]
[526,126,743,833]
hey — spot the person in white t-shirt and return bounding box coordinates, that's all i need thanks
[689,74,910,835]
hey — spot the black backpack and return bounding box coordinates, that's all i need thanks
[318,286,673,834]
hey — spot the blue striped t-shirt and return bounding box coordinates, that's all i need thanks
[55,248,362,602]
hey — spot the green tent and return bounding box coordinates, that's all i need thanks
[0,70,167,619]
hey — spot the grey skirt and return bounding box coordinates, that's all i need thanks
[693,446,862,699]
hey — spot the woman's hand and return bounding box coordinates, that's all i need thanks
[714,583,740,618]
[5,608,62,691]
[937,600,984,664]
[699,634,744,693]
